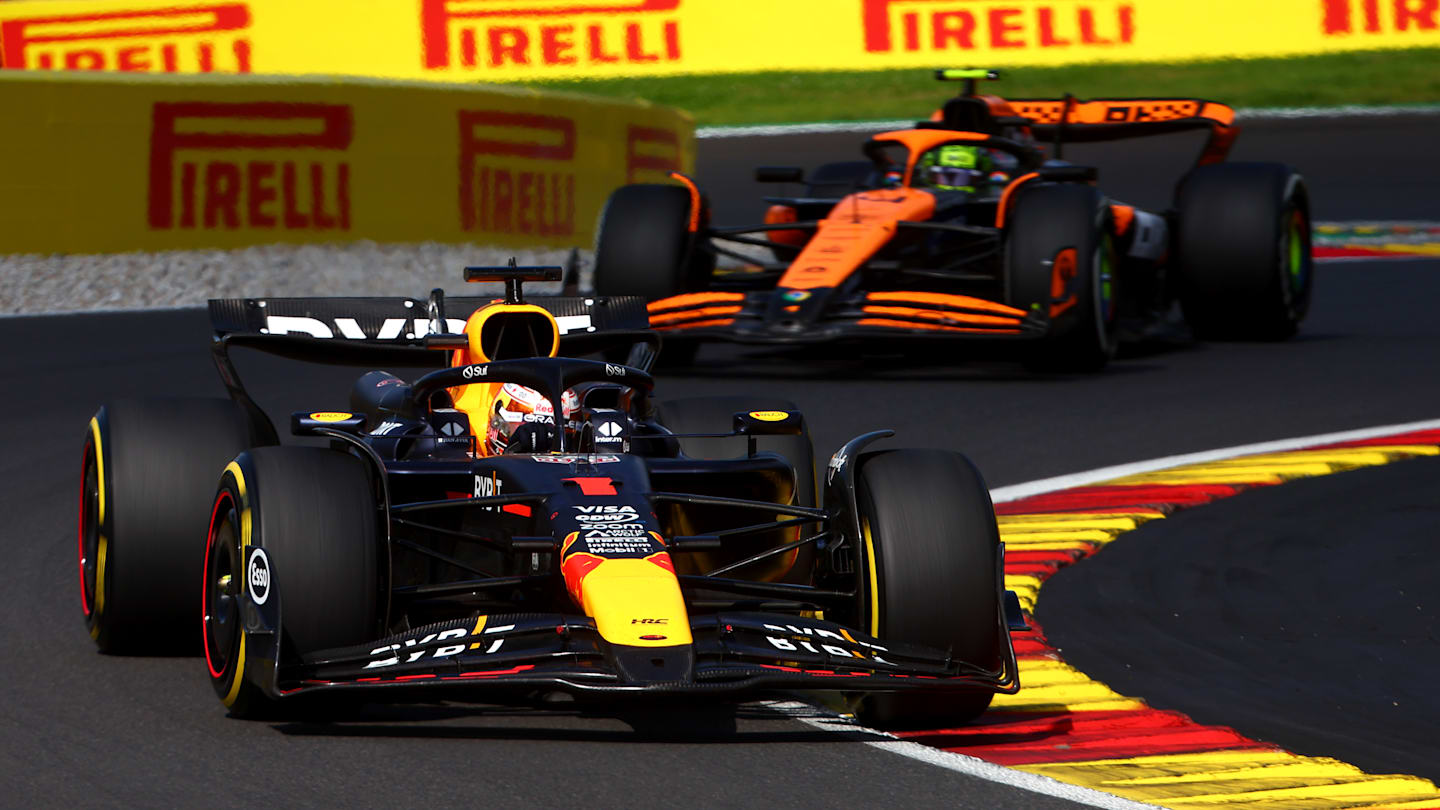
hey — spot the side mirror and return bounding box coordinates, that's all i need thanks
[755,166,804,184]
[733,409,804,436]
[291,411,367,436]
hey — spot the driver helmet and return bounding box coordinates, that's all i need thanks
[916,144,992,192]
[487,383,578,455]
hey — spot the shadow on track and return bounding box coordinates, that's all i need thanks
[269,701,885,745]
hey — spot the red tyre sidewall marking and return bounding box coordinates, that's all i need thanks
[202,489,233,680]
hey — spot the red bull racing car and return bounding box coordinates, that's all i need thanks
[594,69,1314,371]
[78,265,1022,727]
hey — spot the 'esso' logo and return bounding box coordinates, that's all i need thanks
[462,365,488,379]
[247,548,271,605]
[749,411,789,422]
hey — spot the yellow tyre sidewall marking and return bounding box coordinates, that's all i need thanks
[221,460,250,708]
[94,539,108,619]
[88,418,106,527]
[88,417,108,620]
[861,516,880,637]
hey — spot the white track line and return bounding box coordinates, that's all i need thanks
[989,416,1440,503]
[1317,254,1439,264]
[795,415,1440,808]
[698,119,911,138]
[1317,220,1440,229]
[696,103,1440,139]
[764,701,1158,809]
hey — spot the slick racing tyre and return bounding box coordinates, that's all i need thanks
[1175,162,1313,340]
[80,398,251,654]
[594,183,714,301]
[204,447,380,717]
[1004,183,1118,372]
[594,183,713,366]
[855,449,1003,729]
[656,396,817,582]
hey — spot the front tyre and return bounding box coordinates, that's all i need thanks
[854,449,1003,729]
[80,398,251,653]
[204,447,380,717]
[593,183,713,301]
[1004,184,1118,372]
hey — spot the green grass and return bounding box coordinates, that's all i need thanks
[523,48,1440,127]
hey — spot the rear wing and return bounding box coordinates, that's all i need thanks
[210,294,649,357]
[207,294,653,444]
[1008,97,1239,166]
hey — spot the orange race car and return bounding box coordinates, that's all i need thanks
[593,69,1314,371]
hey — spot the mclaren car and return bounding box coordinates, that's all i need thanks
[593,68,1314,371]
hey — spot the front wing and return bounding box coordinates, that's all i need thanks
[267,612,1019,701]
[647,290,1047,345]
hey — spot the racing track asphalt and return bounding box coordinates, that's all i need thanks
[2,114,1437,809]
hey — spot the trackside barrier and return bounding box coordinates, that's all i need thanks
[0,71,694,254]
[0,0,1437,82]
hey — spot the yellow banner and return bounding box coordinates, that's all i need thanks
[0,71,694,254]
[0,0,1436,82]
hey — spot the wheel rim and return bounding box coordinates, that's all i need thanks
[1093,238,1117,348]
[1283,209,1310,309]
[79,445,99,617]
[1098,243,1116,323]
[203,493,242,679]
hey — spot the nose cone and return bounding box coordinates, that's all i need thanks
[564,554,692,648]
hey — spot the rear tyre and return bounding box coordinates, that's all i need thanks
[656,396,816,582]
[80,398,251,654]
[1004,184,1118,372]
[203,447,380,717]
[594,183,713,301]
[1175,162,1312,340]
[854,449,1003,729]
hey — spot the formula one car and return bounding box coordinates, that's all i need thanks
[78,265,1021,727]
[594,69,1314,371]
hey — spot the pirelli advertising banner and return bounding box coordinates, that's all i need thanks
[0,0,1436,82]
[0,72,693,254]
